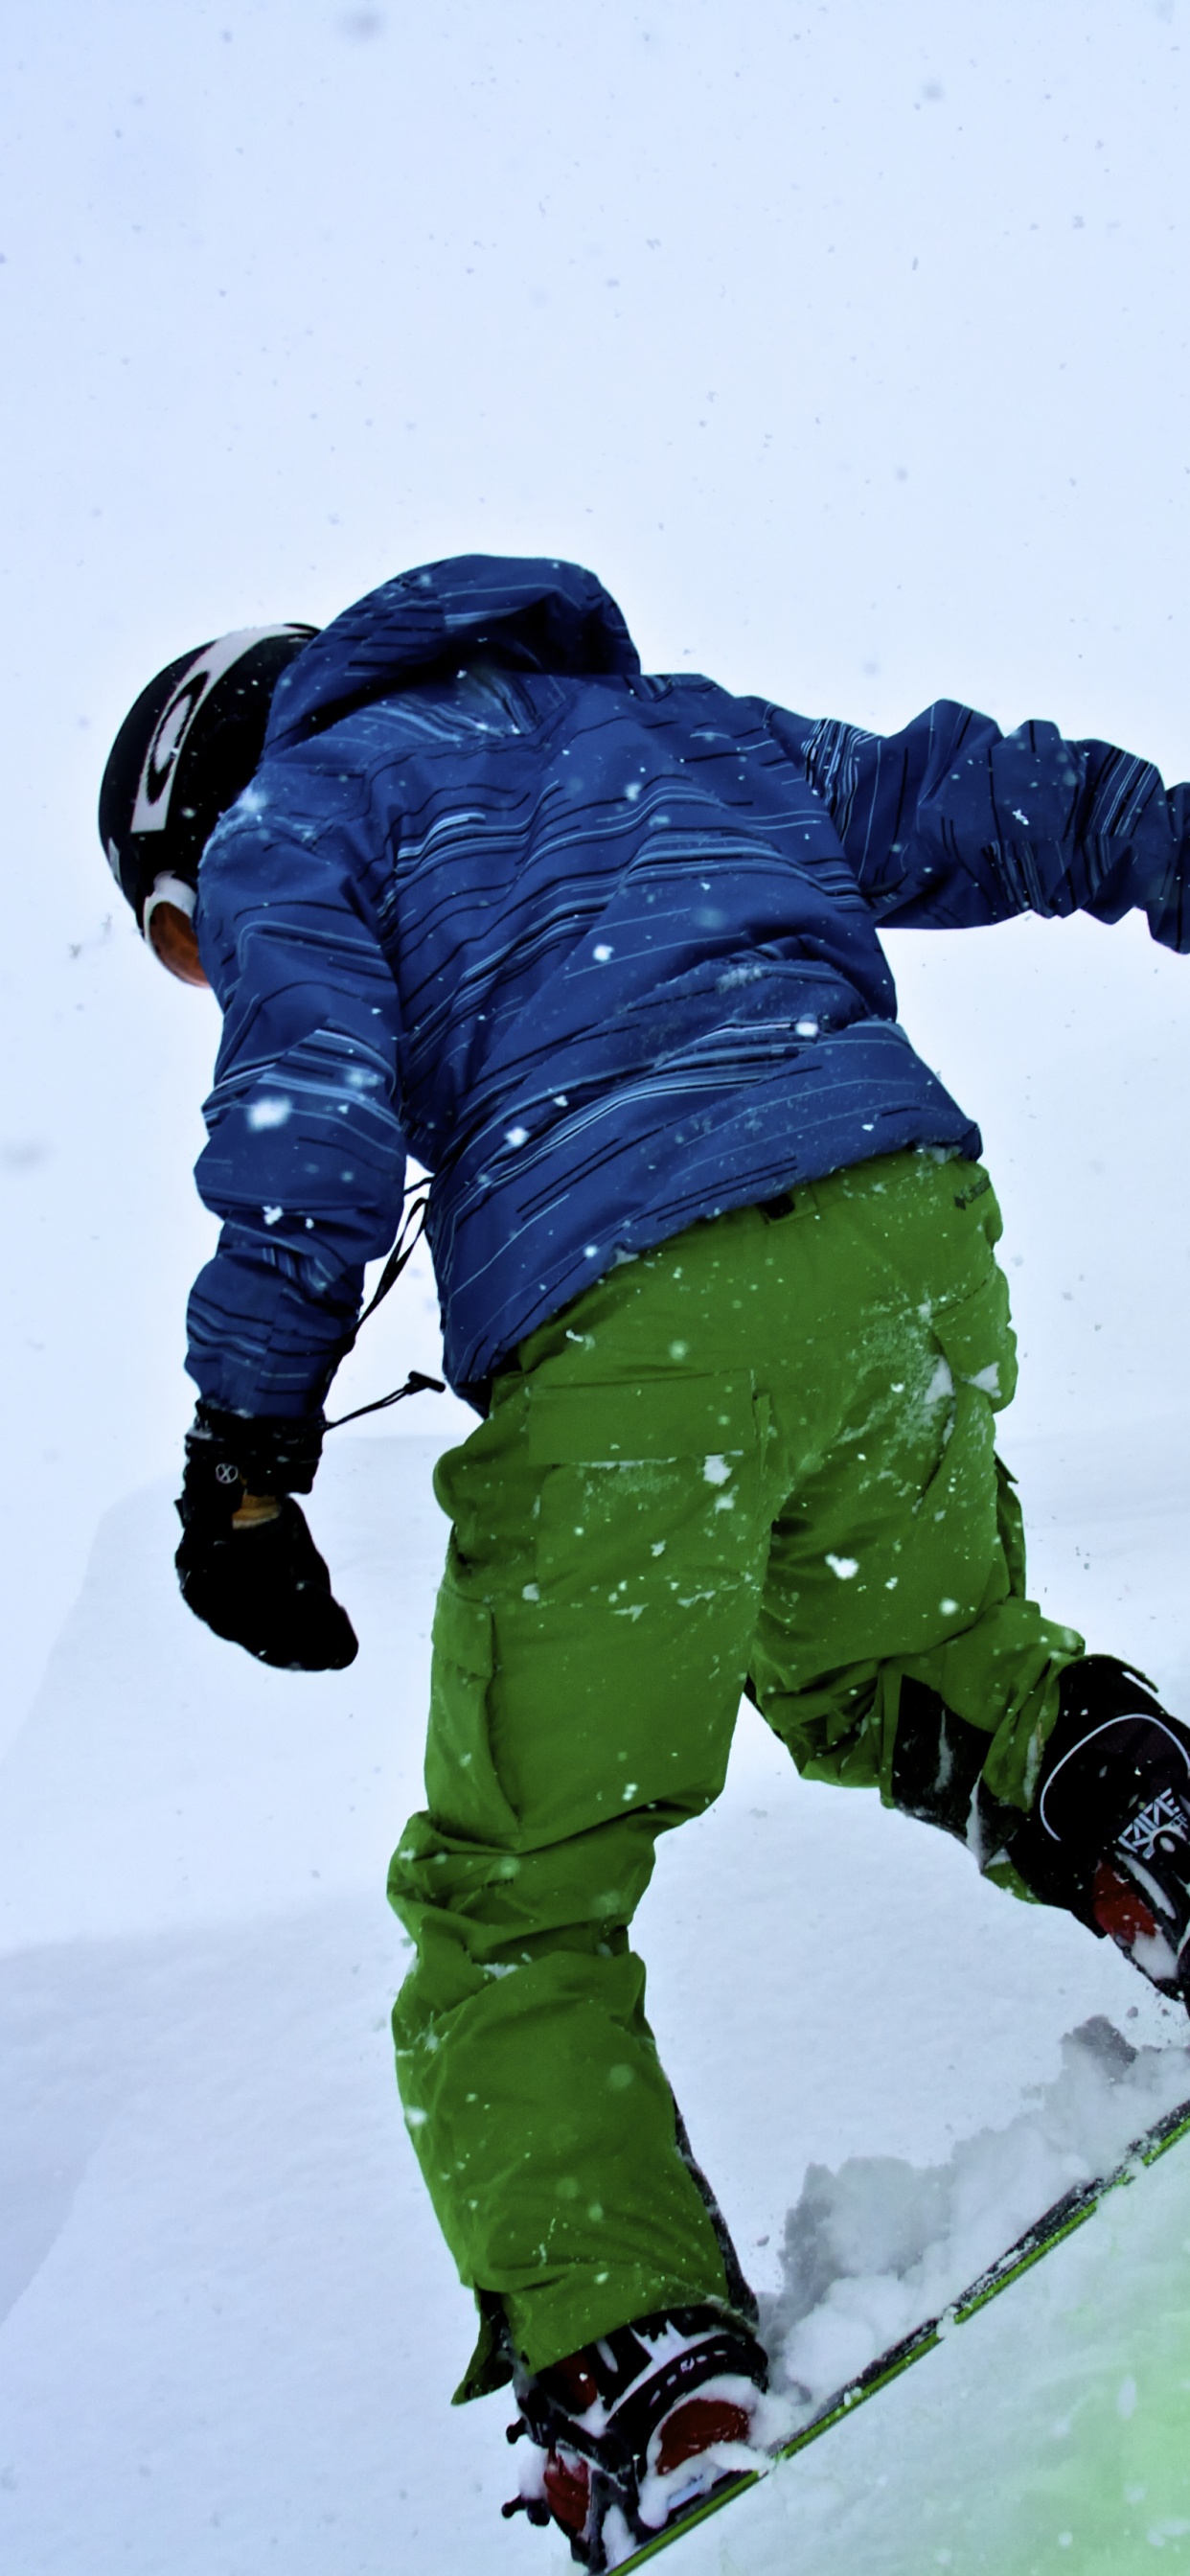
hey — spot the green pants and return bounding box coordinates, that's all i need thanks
[387,1150,1083,2392]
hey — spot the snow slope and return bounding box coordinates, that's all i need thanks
[676,2076,1190,2574]
[5,4,1190,2570]
[3,1423,1190,2574]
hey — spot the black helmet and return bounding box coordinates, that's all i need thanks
[99,624,317,927]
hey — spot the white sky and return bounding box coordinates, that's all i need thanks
[3,0,1190,1739]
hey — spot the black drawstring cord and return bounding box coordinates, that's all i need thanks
[326,1368,445,1431]
[323,1187,446,1432]
[347,1188,430,1343]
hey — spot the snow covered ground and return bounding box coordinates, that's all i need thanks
[1,1420,1189,2572]
[5,4,1190,2570]
[679,2055,1190,2572]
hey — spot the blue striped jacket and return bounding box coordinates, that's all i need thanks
[186,555,1190,1414]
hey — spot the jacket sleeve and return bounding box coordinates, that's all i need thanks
[185,800,407,1419]
[766,698,1190,950]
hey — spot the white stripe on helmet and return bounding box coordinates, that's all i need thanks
[130,625,306,837]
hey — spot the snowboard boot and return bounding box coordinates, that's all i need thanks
[1009,1656,1190,2007]
[502,2305,773,2570]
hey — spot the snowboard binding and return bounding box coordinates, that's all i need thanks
[1011,1654,1190,2006]
[894,1654,1190,2010]
[502,2304,772,2570]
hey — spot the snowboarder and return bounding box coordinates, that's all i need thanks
[100,557,1190,2569]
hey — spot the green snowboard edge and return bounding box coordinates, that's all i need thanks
[615,2090,1190,2572]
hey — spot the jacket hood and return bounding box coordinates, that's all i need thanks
[264,554,641,752]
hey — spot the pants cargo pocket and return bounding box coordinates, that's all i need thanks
[423,1555,520,1845]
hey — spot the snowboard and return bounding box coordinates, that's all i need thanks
[615,2086,1190,2571]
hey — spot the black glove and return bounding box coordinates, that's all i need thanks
[175,1404,357,1670]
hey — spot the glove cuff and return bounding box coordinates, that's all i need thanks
[183,1403,325,1508]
